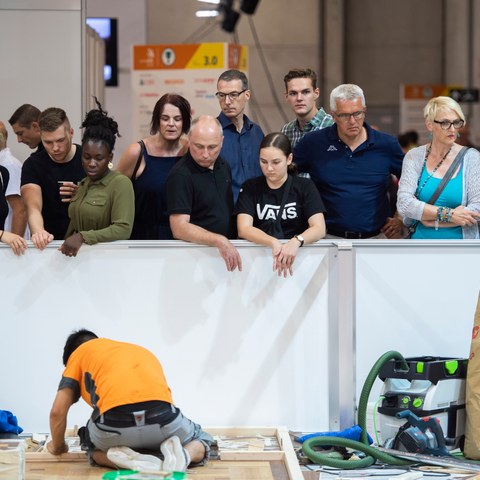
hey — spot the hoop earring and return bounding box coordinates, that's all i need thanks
[108,161,113,169]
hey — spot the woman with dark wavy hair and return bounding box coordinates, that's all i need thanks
[59,100,134,257]
[117,93,191,239]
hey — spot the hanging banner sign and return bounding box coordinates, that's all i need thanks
[132,43,248,140]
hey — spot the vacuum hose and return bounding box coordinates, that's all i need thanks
[302,350,412,468]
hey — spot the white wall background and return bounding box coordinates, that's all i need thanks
[3,1,480,159]
[355,244,480,404]
[0,0,84,163]
[86,0,146,162]
[146,0,321,134]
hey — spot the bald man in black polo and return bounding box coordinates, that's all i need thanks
[166,115,242,272]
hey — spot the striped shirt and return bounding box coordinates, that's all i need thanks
[281,108,334,148]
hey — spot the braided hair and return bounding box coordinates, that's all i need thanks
[81,97,120,153]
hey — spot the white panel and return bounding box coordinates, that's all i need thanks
[0,241,330,433]
[0,5,83,162]
[86,0,147,160]
[0,0,80,10]
[5,239,477,434]
[355,243,479,404]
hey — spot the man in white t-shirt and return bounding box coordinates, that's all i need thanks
[0,121,29,237]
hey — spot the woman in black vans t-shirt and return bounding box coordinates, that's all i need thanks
[236,132,326,277]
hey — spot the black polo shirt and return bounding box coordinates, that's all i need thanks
[166,152,235,238]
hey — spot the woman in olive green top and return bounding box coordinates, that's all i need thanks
[59,101,134,257]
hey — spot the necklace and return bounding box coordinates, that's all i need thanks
[415,144,452,196]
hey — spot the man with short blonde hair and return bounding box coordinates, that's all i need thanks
[20,107,84,249]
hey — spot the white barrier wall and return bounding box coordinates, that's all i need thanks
[355,242,480,403]
[0,241,330,433]
[2,240,479,435]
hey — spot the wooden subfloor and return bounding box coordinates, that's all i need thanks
[26,459,309,480]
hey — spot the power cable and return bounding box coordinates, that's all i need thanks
[182,18,220,44]
[232,30,239,45]
[248,82,271,131]
[233,31,271,131]
[247,15,289,123]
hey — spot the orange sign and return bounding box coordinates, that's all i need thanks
[133,43,249,71]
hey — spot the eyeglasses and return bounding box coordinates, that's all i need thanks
[333,110,365,122]
[433,119,465,130]
[215,89,247,101]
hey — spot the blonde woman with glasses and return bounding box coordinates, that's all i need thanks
[397,96,480,239]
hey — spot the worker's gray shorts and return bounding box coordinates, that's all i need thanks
[87,409,212,464]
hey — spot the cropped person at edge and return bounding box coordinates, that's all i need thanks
[397,96,480,239]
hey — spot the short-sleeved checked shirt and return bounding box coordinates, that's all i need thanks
[281,108,334,148]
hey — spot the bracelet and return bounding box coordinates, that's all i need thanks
[436,206,452,223]
[446,208,452,222]
[0,230,3,241]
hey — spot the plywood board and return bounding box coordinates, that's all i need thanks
[25,426,303,480]
[206,426,303,480]
[26,460,289,480]
[26,451,87,463]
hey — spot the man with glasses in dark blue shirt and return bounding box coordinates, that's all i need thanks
[294,84,405,239]
[216,69,264,202]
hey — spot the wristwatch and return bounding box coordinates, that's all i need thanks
[294,235,305,247]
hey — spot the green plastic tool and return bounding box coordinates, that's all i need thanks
[102,469,187,479]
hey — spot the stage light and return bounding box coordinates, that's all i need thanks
[221,7,240,32]
[240,0,260,14]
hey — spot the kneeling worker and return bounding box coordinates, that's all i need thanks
[47,329,212,472]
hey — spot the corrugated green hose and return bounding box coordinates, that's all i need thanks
[302,351,412,469]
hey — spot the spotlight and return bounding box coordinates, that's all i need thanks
[240,0,260,14]
[221,7,240,32]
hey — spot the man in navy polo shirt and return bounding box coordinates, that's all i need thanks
[166,115,242,272]
[294,84,405,239]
